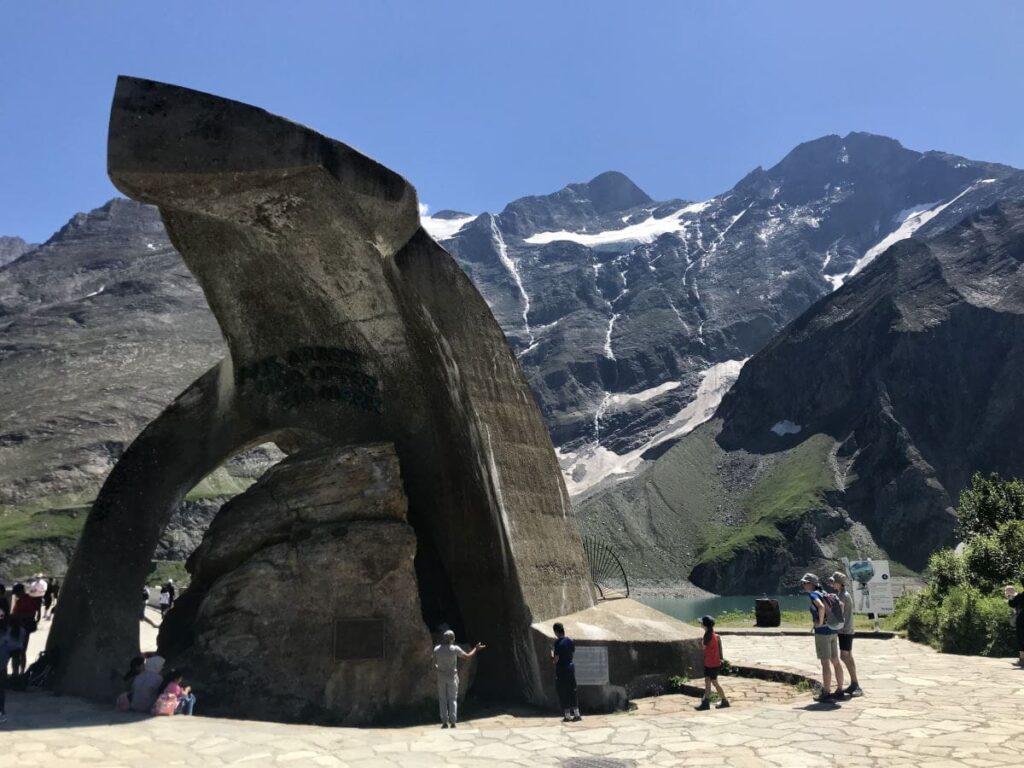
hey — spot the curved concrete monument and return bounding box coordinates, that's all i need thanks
[48,77,595,716]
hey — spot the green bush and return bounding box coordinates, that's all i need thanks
[893,588,940,644]
[956,472,1024,539]
[962,520,1024,594]
[894,583,1016,657]
[925,549,968,594]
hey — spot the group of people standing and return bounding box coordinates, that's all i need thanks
[0,575,59,724]
[429,621,582,728]
[800,571,863,702]
[431,571,868,727]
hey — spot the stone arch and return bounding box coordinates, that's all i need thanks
[48,76,595,713]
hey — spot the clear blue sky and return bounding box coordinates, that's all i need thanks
[2,1,1022,243]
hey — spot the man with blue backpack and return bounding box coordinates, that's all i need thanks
[799,573,845,702]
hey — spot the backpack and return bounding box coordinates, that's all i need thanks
[820,592,846,631]
[152,691,178,716]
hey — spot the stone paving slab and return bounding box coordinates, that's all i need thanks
[4,628,1024,766]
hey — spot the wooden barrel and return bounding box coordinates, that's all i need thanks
[754,598,781,627]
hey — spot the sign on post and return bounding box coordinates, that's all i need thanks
[573,646,609,685]
[846,559,894,616]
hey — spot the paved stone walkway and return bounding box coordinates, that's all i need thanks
[4,632,1024,766]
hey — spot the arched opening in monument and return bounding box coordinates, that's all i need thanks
[149,440,287,652]
[144,427,471,723]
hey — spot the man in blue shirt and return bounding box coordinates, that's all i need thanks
[799,573,844,702]
[551,622,581,722]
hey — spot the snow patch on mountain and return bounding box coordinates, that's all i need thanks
[847,179,996,280]
[558,358,747,495]
[770,419,802,436]
[523,200,712,247]
[606,381,681,407]
[422,214,478,241]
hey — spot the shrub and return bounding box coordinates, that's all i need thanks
[896,474,1024,658]
[894,584,1016,656]
[962,520,1024,594]
[936,585,992,654]
[925,549,968,595]
[956,472,1024,539]
[893,587,940,644]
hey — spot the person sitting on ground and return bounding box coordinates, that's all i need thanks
[158,668,197,716]
[0,617,26,724]
[695,615,730,710]
[1004,583,1024,667]
[129,655,166,713]
[123,656,145,690]
[800,573,844,702]
[829,571,863,696]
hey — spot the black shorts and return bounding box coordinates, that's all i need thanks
[838,634,854,652]
[704,665,720,680]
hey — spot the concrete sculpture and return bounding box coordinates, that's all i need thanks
[48,78,701,721]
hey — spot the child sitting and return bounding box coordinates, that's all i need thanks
[694,615,730,710]
[158,669,197,716]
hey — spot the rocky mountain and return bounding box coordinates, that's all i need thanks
[0,199,279,579]
[0,236,36,267]
[579,202,1024,592]
[431,133,1024,495]
[4,132,1024,579]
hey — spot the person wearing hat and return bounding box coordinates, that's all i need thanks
[829,571,862,696]
[799,573,844,702]
[695,615,730,710]
[432,629,485,728]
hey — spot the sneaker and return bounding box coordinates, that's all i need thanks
[450,723,456,728]
[694,699,711,711]
[562,716,572,722]
[814,692,835,703]
[441,723,449,729]
[715,699,730,709]
[571,715,582,722]
[846,684,864,697]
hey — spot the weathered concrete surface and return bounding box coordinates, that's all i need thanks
[160,443,440,725]
[48,76,592,707]
[531,598,704,711]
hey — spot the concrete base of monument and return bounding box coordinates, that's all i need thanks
[530,598,704,713]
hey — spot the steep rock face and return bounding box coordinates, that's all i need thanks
[439,134,1024,494]
[161,444,438,725]
[582,203,1024,591]
[0,199,223,507]
[0,236,35,267]
[716,202,1024,566]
